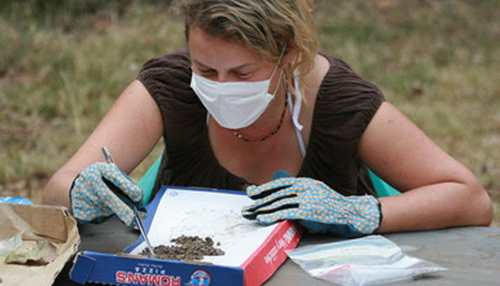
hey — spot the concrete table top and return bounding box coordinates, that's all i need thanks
[54,217,500,285]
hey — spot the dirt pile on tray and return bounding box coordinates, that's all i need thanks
[141,235,225,261]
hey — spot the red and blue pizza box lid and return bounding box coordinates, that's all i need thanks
[70,186,303,286]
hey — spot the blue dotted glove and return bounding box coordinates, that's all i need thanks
[70,162,144,226]
[242,177,382,238]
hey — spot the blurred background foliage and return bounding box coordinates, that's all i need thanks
[0,0,499,224]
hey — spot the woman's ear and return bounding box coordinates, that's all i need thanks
[281,45,298,68]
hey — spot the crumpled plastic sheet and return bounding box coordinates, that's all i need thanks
[5,238,57,265]
[0,232,22,257]
[286,235,446,286]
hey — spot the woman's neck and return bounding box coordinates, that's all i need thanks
[228,79,289,141]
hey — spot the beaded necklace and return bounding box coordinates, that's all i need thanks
[231,97,288,143]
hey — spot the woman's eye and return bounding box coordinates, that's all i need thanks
[234,71,251,78]
[199,69,215,75]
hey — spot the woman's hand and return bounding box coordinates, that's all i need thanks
[70,162,144,225]
[242,177,382,238]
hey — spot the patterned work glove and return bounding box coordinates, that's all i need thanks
[241,177,382,238]
[70,162,144,226]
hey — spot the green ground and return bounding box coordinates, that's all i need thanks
[1,0,499,225]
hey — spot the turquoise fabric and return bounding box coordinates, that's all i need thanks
[136,157,401,205]
[137,155,162,205]
[368,169,401,197]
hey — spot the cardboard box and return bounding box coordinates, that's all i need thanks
[0,203,80,286]
[70,186,303,286]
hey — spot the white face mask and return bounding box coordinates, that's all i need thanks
[190,59,283,129]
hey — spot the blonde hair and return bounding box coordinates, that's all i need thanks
[174,0,318,98]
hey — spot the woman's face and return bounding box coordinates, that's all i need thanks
[188,27,280,85]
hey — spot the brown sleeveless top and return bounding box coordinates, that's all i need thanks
[137,47,384,198]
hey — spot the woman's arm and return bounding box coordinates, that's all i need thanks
[42,80,163,208]
[359,102,493,233]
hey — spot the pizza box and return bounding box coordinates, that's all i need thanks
[70,186,303,286]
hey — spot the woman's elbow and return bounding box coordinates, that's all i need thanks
[465,177,494,226]
[476,193,494,226]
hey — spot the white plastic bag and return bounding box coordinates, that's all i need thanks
[0,232,22,257]
[286,235,446,286]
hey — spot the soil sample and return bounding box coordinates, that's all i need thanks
[141,235,225,261]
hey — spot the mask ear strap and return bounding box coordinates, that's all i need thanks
[290,69,306,158]
[292,69,304,132]
[269,44,288,80]
[266,45,288,97]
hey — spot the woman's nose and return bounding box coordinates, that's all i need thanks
[215,73,232,83]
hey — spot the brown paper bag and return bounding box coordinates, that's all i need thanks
[0,203,80,286]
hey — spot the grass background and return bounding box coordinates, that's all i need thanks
[1,0,499,225]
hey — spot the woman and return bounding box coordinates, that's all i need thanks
[43,0,493,236]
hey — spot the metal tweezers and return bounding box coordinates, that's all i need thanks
[101,147,156,256]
